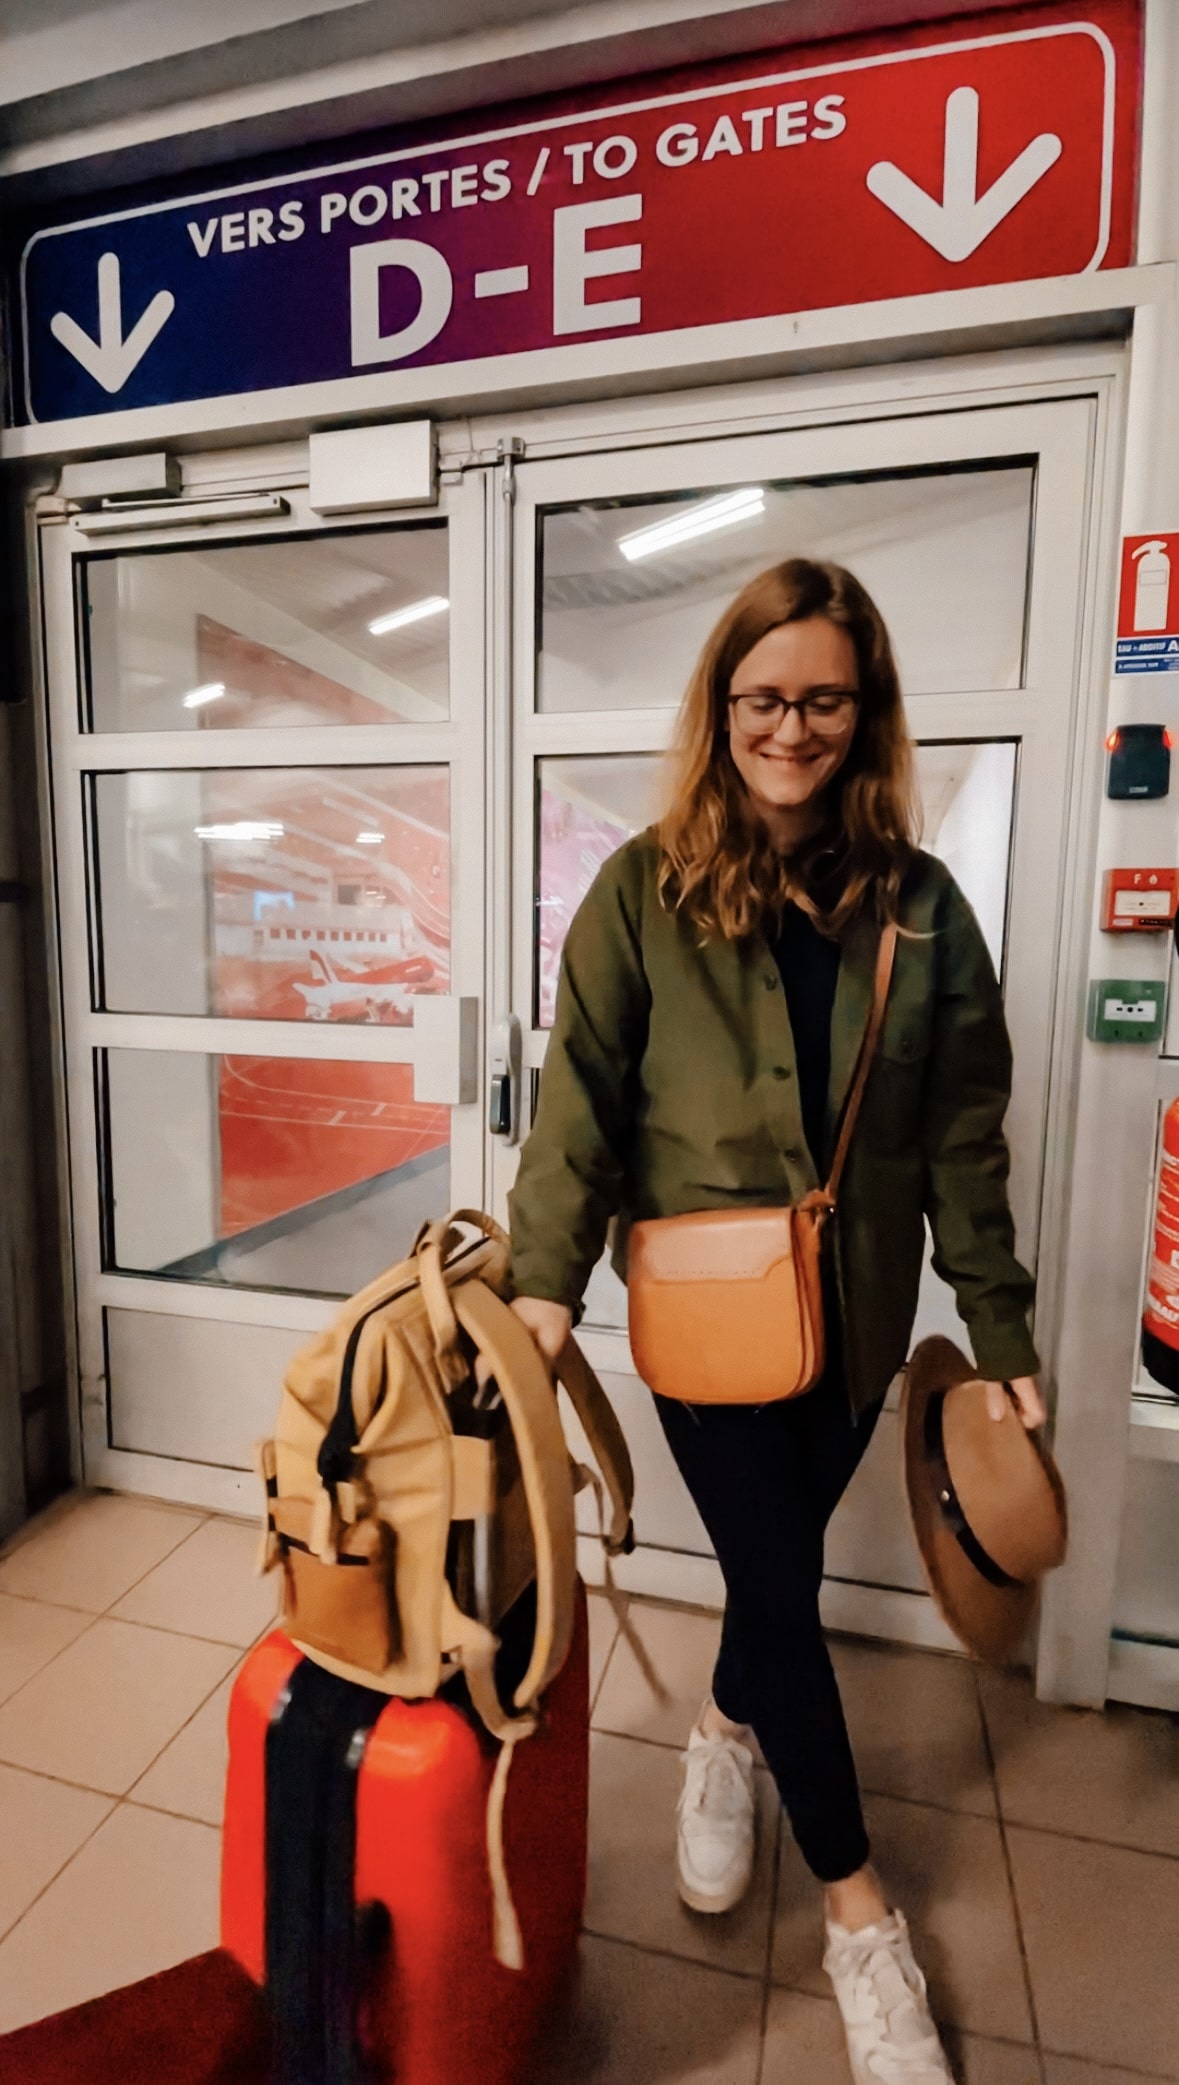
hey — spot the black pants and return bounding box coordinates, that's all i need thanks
[654,1374,883,1885]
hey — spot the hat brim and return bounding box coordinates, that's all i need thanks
[902,1336,1044,1664]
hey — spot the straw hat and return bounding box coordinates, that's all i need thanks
[901,1337,1068,1663]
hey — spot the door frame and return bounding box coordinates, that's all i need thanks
[22,342,1128,1701]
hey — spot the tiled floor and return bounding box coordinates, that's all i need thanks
[1,1493,1176,2082]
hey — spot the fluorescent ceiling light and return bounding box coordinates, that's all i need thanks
[194,821,284,842]
[356,831,385,845]
[181,681,226,709]
[368,594,449,636]
[617,488,765,562]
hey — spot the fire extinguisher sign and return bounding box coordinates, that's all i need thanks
[1116,532,1179,674]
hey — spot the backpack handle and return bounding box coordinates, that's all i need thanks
[415,1212,511,1390]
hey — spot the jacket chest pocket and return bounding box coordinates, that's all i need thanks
[864,995,933,1152]
[880,973,934,1065]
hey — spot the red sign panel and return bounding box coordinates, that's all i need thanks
[23,1,1141,422]
[1116,531,1179,673]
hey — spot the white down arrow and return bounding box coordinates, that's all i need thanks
[50,252,175,395]
[866,86,1062,263]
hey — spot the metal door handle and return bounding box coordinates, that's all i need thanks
[489,1015,523,1145]
[488,1074,512,1137]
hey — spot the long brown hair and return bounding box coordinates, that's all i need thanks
[657,557,918,939]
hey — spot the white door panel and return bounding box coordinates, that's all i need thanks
[502,396,1094,1646]
[41,470,489,1488]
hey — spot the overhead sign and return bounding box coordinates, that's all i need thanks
[16,1,1140,428]
[1116,533,1179,675]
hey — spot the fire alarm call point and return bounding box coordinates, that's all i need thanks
[1101,869,1179,932]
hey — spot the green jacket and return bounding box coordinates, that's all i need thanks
[509,829,1039,1414]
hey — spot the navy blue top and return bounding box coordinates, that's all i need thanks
[770,902,843,1178]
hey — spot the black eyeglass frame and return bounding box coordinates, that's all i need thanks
[726,691,860,734]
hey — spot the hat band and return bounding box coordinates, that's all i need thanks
[923,1390,1025,1591]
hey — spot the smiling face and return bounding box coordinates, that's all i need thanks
[726,616,860,840]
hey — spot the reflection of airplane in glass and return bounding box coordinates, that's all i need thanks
[293,947,435,1024]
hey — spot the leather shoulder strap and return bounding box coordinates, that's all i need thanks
[555,1338,635,1557]
[824,920,898,1206]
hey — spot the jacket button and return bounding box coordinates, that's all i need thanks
[764,974,778,991]
[772,1065,791,1081]
[899,1035,916,1059]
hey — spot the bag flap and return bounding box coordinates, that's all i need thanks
[630,1208,798,1284]
[451,1280,577,1712]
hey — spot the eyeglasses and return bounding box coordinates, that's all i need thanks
[728,690,859,737]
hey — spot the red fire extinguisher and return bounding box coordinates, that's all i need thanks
[1143,1097,1179,1395]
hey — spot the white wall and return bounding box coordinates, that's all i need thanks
[1038,0,1179,1700]
[0,0,1036,200]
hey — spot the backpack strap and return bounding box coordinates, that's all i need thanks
[554,1339,635,1558]
[436,1584,535,1972]
[421,1210,633,1556]
[449,1279,578,1714]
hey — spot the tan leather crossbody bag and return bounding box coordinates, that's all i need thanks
[627,922,898,1405]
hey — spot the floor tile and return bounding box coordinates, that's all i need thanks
[761,1988,852,2083]
[1007,1825,1179,2077]
[533,1933,764,2084]
[587,1588,625,1710]
[762,1991,1039,2085]
[0,1803,220,2032]
[0,1593,93,1707]
[0,1763,113,1939]
[834,1637,996,1817]
[0,1493,203,1614]
[945,2035,1044,2084]
[980,1665,1179,1857]
[130,1668,236,1825]
[1044,2062,1172,2085]
[592,1601,721,1748]
[0,1616,235,1795]
[773,1793,1033,2044]
[585,1731,777,1979]
[112,1516,277,1646]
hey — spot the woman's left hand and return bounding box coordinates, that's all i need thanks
[984,1375,1046,1430]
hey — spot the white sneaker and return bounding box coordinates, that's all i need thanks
[675,1721,756,1913]
[823,1910,954,2083]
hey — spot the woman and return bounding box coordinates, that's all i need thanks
[507,558,1045,2084]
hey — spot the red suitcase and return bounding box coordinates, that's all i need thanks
[221,1580,589,2085]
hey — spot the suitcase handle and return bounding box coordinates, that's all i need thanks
[266,1662,387,2085]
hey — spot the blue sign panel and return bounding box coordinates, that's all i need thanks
[1115,638,1179,675]
[22,193,383,423]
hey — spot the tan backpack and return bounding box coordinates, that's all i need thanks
[256,1209,635,1965]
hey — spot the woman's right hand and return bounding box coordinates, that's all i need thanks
[511,1295,574,1371]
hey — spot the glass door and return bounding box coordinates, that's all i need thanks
[499,399,1094,1639]
[40,465,487,1507]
